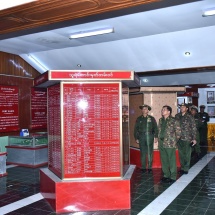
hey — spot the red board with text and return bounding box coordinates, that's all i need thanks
[0,85,19,132]
[47,84,62,178]
[62,82,122,178]
[31,88,47,129]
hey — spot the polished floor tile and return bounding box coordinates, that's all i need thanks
[0,151,214,215]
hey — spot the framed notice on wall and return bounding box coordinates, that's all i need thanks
[31,88,47,129]
[207,91,215,104]
[208,106,215,118]
[0,85,19,132]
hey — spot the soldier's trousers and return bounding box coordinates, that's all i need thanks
[139,135,154,169]
[159,141,177,180]
[177,140,192,172]
[199,125,208,145]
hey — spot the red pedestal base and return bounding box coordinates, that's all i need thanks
[130,148,181,168]
[40,165,135,213]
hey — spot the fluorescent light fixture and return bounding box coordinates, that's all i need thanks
[69,27,114,39]
[202,7,215,17]
[0,0,37,10]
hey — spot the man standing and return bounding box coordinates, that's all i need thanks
[190,105,203,158]
[198,105,209,153]
[158,105,181,183]
[175,103,197,174]
[134,104,158,173]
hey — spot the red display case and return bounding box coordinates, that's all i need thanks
[39,70,137,212]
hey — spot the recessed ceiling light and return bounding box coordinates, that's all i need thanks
[142,78,148,83]
[184,52,191,56]
[0,0,37,10]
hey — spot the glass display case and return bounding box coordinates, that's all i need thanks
[0,152,7,177]
[8,135,48,147]
[6,135,48,167]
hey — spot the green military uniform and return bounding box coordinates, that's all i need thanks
[175,112,197,172]
[198,109,209,149]
[192,113,203,155]
[158,116,181,180]
[134,115,158,170]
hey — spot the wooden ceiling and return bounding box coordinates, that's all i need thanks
[0,0,160,38]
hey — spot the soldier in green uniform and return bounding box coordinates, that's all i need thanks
[198,105,209,153]
[190,105,203,158]
[158,105,181,183]
[134,104,158,173]
[175,103,197,174]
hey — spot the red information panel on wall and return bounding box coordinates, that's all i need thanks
[62,82,122,179]
[0,85,19,132]
[47,84,62,178]
[31,88,47,129]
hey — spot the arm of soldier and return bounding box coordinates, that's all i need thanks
[156,118,162,144]
[206,113,210,122]
[175,119,181,141]
[134,118,140,144]
[152,117,158,143]
[190,116,197,145]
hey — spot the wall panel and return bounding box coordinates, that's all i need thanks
[0,51,43,136]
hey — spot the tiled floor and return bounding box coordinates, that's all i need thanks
[0,150,215,215]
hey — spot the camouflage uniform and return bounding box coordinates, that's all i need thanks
[158,116,181,180]
[175,112,197,172]
[192,113,203,154]
[134,115,158,170]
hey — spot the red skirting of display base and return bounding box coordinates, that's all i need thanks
[40,165,135,213]
[6,162,48,168]
[130,147,181,168]
[0,172,8,177]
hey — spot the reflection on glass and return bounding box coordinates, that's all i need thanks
[77,99,88,110]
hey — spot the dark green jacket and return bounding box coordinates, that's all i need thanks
[198,112,209,125]
[134,115,158,140]
[158,116,181,148]
[192,113,203,143]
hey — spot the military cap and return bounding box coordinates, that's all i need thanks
[191,105,198,112]
[200,105,205,109]
[139,104,151,111]
[178,103,189,108]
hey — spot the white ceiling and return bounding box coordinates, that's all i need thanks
[1,0,215,86]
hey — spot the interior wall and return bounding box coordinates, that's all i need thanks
[144,92,178,123]
[0,52,44,136]
[129,93,143,148]
[198,88,215,123]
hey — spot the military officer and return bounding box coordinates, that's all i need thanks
[175,103,197,174]
[190,105,203,158]
[134,104,158,173]
[198,105,209,153]
[158,105,181,183]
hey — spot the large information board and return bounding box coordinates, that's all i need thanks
[0,85,19,132]
[47,84,62,177]
[31,88,47,129]
[62,82,122,178]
